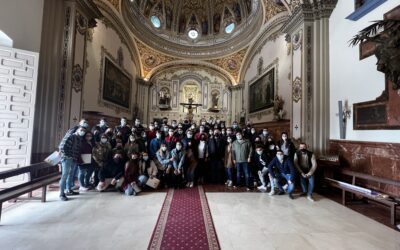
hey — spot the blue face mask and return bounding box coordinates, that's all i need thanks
[143,157,149,161]
[277,155,284,161]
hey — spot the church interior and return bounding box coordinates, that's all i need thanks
[0,0,399,249]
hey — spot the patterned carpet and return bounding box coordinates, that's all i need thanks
[148,186,220,250]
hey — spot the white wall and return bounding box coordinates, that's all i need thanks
[329,0,400,143]
[83,20,138,118]
[243,34,291,123]
[0,0,44,52]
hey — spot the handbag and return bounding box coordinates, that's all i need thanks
[146,177,160,189]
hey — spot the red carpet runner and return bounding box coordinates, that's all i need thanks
[148,186,220,250]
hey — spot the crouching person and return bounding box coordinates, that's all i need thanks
[123,152,140,195]
[254,145,274,192]
[294,143,317,202]
[138,152,158,189]
[267,150,296,199]
[97,151,125,191]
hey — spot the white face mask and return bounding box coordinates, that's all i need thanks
[251,130,256,134]
[149,126,154,130]
[277,155,284,161]
[135,122,140,126]
[121,120,127,126]
[176,145,182,150]
[187,134,193,138]
[100,121,106,127]
[156,134,161,139]
[236,135,242,140]
[78,131,85,137]
[161,147,167,151]
[282,136,287,141]
[101,138,108,143]
[263,131,268,136]
[269,144,275,150]
[256,150,262,155]
[168,132,174,136]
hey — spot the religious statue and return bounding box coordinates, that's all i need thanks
[273,95,285,120]
[158,87,171,109]
[180,95,202,122]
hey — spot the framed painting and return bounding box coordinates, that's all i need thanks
[249,68,275,113]
[102,55,131,109]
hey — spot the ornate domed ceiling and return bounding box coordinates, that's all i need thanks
[122,0,265,58]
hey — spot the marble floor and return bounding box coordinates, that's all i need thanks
[0,190,399,250]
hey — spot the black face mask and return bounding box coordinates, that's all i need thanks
[300,149,307,153]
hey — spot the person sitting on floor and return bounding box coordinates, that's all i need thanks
[123,152,140,196]
[96,151,125,192]
[267,150,296,199]
[138,152,158,189]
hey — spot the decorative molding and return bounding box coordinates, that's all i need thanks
[292,76,302,103]
[263,0,287,23]
[292,29,302,50]
[76,11,89,35]
[117,46,124,67]
[72,64,84,92]
[106,0,120,11]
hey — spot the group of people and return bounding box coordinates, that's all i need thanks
[57,117,317,202]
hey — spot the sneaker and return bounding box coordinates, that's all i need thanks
[70,185,79,190]
[227,181,233,187]
[225,181,229,185]
[257,185,267,191]
[253,181,258,188]
[268,190,275,196]
[246,187,251,191]
[186,182,190,187]
[79,187,89,192]
[277,191,285,195]
[59,195,68,201]
[283,184,288,191]
[289,193,294,200]
[65,190,79,196]
[300,192,307,197]
[189,182,194,188]
[307,196,315,202]
[267,183,271,188]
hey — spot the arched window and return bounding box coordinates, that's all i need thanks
[150,16,161,28]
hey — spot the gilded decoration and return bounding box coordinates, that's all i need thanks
[106,0,120,10]
[72,64,84,93]
[263,0,287,23]
[135,39,179,77]
[206,47,248,82]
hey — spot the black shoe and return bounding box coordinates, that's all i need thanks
[60,195,68,201]
[299,192,307,197]
[289,193,294,200]
[65,190,79,196]
[277,191,285,195]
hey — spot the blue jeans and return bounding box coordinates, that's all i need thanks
[236,162,250,187]
[125,184,135,196]
[225,168,232,181]
[138,175,148,188]
[60,158,76,196]
[78,165,94,188]
[300,175,314,196]
[276,173,295,194]
[68,163,78,188]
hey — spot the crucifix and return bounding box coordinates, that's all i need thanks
[180,96,202,122]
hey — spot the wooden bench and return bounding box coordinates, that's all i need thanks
[0,162,61,222]
[326,169,400,226]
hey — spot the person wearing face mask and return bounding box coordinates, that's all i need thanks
[171,120,178,130]
[150,131,165,159]
[224,128,235,142]
[267,150,296,199]
[224,136,234,187]
[132,118,144,137]
[122,152,140,196]
[259,128,269,146]
[253,145,274,192]
[139,131,149,152]
[138,152,158,189]
[195,125,208,141]
[165,128,178,151]
[181,130,197,150]
[247,128,258,143]
[196,133,209,184]
[232,131,253,190]
[114,117,131,144]
[231,121,239,133]
[92,134,112,187]
[175,128,185,141]
[78,132,95,191]
[277,132,296,162]
[265,135,277,159]
[147,122,157,141]
[293,143,317,202]
[91,118,108,142]
[58,126,86,200]
[156,143,173,188]
[97,152,125,192]
[66,119,90,137]
[208,129,226,184]
[171,142,186,188]
[125,135,141,159]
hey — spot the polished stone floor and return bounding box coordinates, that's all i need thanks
[0,189,399,250]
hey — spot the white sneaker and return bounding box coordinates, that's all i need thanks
[227,181,233,187]
[186,182,190,187]
[225,181,229,185]
[267,183,271,188]
[189,182,194,188]
[257,185,267,191]
[268,190,275,196]
[283,184,288,191]
[307,196,315,202]
[253,181,258,187]
[79,187,89,191]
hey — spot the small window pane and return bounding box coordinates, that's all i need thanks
[151,16,161,28]
[225,23,235,34]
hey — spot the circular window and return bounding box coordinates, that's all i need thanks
[225,23,235,34]
[188,29,199,39]
[150,16,161,28]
